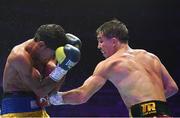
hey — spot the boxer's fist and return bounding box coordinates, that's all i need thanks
[56,44,80,69]
[49,92,64,105]
[49,44,80,82]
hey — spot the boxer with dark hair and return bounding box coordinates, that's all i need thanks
[49,19,178,117]
[2,24,81,117]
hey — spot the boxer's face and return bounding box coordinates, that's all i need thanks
[97,32,116,58]
[32,41,54,64]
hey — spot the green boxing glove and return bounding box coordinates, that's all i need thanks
[49,44,81,82]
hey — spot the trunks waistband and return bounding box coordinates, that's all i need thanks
[130,100,171,117]
[1,91,41,114]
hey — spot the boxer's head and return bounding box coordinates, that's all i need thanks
[96,19,129,58]
[34,24,68,50]
[96,19,129,43]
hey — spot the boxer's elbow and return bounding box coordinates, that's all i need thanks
[36,79,58,97]
[34,84,52,97]
[172,83,179,94]
[165,83,179,98]
[34,89,47,97]
[170,81,179,95]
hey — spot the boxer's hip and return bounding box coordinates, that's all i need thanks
[1,110,49,118]
[130,100,171,117]
[1,91,49,117]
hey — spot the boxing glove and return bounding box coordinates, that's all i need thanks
[49,92,64,105]
[49,44,80,82]
[66,33,82,49]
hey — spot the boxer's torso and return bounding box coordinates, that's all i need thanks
[3,39,42,92]
[101,49,166,108]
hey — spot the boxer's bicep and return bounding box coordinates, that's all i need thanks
[80,61,107,98]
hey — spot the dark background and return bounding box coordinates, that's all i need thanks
[0,0,179,117]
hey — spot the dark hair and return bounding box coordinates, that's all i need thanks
[96,19,129,43]
[34,24,68,49]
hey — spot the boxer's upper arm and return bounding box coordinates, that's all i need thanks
[13,55,55,96]
[56,62,108,105]
[78,61,107,101]
[13,55,40,90]
[80,75,107,100]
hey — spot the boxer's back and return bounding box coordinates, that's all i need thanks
[107,49,166,108]
[3,40,35,92]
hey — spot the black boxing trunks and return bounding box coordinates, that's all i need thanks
[1,91,49,117]
[130,100,171,117]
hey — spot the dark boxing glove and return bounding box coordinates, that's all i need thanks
[49,44,80,82]
[66,33,82,49]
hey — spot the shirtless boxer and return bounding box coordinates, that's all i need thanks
[49,19,178,117]
[2,24,81,117]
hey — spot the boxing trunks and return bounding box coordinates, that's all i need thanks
[130,100,171,117]
[1,91,49,118]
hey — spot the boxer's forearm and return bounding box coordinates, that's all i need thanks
[62,89,88,105]
[35,77,58,97]
[49,88,88,105]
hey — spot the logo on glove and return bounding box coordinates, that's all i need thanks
[65,60,76,69]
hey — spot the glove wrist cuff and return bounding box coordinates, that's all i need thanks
[49,66,68,82]
[49,92,64,105]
